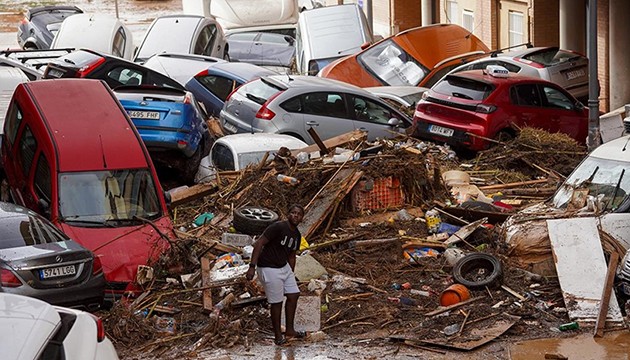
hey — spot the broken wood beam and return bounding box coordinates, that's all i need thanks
[292,129,367,157]
[200,255,213,312]
[425,297,483,317]
[307,127,330,155]
[595,252,620,338]
[501,285,527,302]
[169,183,218,207]
[478,178,549,191]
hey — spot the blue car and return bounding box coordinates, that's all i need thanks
[185,62,276,117]
[114,86,211,183]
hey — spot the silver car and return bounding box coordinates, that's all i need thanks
[447,46,588,103]
[219,75,411,144]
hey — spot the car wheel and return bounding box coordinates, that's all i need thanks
[452,253,503,290]
[182,144,203,184]
[223,49,230,62]
[233,206,279,235]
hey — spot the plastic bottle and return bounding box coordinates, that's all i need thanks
[410,289,431,297]
[277,174,299,185]
[425,209,441,234]
[296,152,309,164]
[558,322,579,331]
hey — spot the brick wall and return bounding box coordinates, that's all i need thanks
[598,0,609,112]
[392,0,422,32]
[531,0,559,46]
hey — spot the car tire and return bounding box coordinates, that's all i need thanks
[223,49,230,62]
[452,253,503,290]
[233,206,279,235]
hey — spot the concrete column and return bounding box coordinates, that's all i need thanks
[421,0,433,26]
[609,0,630,110]
[559,0,585,53]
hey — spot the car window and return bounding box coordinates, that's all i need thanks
[239,79,283,105]
[211,143,235,171]
[228,32,258,41]
[433,76,495,101]
[351,96,397,125]
[460,60,521,74]
[302,92,349,118]
[0,213,67,249]
[18,125,37,176]
[107,67,143,86]
[521,48,582,67]
[197,75,235,101]
[511,84,542,107]
[112,27,127,58]
[194,25,218,57]
[357,40,428,86]
[4,104,23,146]
[34,154,52,204]
[259,33,291,44]
[280,97,302,113]
[542,86,574,110]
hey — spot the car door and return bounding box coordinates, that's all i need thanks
[193,23,221,58]
[299,92,355,142]
[510,83,553,132]
[227,33,257,63]
[539,84,588,142]
[193,74,240,116]
[348,94,408,140]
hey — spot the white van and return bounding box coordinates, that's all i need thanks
[296,4,373,75]
[51,14,134,60]
[182,0,299,37]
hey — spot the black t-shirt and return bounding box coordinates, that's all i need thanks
[257,221,301,268]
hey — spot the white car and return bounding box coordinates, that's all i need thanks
[195,133,308,183]
[0,293,119,360]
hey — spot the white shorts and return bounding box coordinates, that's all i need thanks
[257,263,300,304]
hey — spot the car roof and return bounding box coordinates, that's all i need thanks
[264,74,367,93]
[23,79,149,172]
[143,53,225,85]
[446,69,553,86]
[589,135,630,163]
[209,62,277,81]
[0,293,60,360]
[491,46,557,59]
[215,133,308,154]
[364,86,429,98]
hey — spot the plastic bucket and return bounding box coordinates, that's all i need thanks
[440,284,471,306]
[442,170,471,187]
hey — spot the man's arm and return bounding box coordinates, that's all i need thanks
[288,250,297,272]
[246,235,269,281]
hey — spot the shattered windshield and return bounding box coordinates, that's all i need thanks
[357,40,428,86]
[58,169,162,225]
[552,156,630,211]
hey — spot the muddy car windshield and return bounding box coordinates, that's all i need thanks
[552,156,630,211]
[58,169,162,224]
[358,40,428,86]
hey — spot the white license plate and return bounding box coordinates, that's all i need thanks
[223,121,238,133]
[47,68,64,78]
[429,124,454,137]
[128,111,160,120]
[40,265,76,279]
[565,68,586,81]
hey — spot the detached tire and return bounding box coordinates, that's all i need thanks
[453,253,503,290]
[233,206,279,235]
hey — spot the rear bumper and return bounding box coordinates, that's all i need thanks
[137,128,201,157]
[413,120,489,151]
[219,109,278,135]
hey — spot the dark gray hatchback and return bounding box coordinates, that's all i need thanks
[0,202,105,310]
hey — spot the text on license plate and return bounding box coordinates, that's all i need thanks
[565,68,586,81]
[128,111,160,120]
[40,265,76,279]
[223,122,238,133]
[429,124,454,137]
[47,68,64,78]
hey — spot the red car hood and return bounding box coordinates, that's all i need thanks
[58,216,174,284]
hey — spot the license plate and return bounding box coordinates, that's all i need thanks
[40,265,76,279]
[565,68,586,81]
[429,124,454,137]
[128,111,160,120]
[47,68,64,78]
[223,121,238,133]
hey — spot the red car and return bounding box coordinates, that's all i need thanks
[412,66,588,151]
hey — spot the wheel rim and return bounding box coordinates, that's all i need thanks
[240,207,274,221]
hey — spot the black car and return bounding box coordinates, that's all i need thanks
[43,49,185,90]
[0,202,105,310]
[17,5,83,50]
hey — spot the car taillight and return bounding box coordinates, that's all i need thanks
[194,69,209,77]
[177,140,188,149]
[255,91,284,120]
[515,57,544,69]
[1,268,22,287]
[92,256,103,276]
[88,314,106,342]
[476,104,497,113]
[76,57,106,77]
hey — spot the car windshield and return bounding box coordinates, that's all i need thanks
[552,156,630,211]
[401,92,424,107]
[433,76,495,101]
[239,78,283,105]
[521,48,583,67]
[357,40,428,86]
[238,151,277,169]
[0,213,68,249]
[58,169,161,224]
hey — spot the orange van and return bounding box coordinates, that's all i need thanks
[318,24,489,88]
[1,79,175,297]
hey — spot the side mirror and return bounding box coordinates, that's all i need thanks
[38,198,51,219]
[388,117,401,127]
[575,101,585,111]
[284,36,295,46]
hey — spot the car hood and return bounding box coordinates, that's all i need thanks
[0,240,86,263]
[57,216,174,283]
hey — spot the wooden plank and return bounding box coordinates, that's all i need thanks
[200,255,213,312]
[307,127,330,155]
[594,252,620,337]
[169,183,217,207]
[425,297,482,316]
[298,168,361,239]
[547,218,623,322]
[478,178,549,191]
[291,129,367,157]
[206,119,224,137]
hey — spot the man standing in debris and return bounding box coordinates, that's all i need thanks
[246,204,306,345]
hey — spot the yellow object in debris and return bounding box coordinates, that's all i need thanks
[300,236,309,251]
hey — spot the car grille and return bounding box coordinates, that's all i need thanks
[426,96,478,112]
